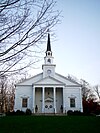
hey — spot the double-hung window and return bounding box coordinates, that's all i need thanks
[22,98,27,108]
[70,98,75,108]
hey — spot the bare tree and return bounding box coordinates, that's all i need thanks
[5,84,15,112]
[0,76,15,113]
[0,0,60,77]
[94,85,100,101]
[0,76,7,112]
[80,79,95,101]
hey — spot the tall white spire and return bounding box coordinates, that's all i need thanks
[42,33,56,78]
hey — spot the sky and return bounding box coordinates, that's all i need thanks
[31,0,100,85]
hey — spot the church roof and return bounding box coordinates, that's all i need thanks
[55,73,82,87]
[16,72,81,87]
[46,33,51,52]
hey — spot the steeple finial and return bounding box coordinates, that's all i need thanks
[47,33,51,52]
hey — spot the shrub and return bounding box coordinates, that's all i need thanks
[15,110,25,115]
[26,108,32,115]
[6,111,16,116]
[73,110,82,116]
[67,110,73,115]
[67,110,83,116]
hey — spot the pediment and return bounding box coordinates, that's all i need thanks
[45,97,53,102]
[34,76,65,86]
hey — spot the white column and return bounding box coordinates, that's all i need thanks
[53,87,56,113]
[32,85,35,113]
[42,87,45,113]
[63,87,66,113]
[80,87,83,112]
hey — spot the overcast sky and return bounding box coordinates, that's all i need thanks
[31,0,100,85]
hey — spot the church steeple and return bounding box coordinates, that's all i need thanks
[47,33,51,52]
[46,33,52,56]
[42,33,56,78]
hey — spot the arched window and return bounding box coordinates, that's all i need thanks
[47,58,51,63]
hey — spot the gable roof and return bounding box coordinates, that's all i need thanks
[16,70,81,88]
[55,73,81,87]
[16,73,43,86]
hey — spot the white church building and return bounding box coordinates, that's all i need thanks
[14,34,83,114]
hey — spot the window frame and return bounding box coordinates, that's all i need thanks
[22,98,28,108]
[70,98,76,108]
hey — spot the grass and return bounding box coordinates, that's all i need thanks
[0,115,100,133]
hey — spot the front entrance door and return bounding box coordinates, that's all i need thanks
[45,101,54,113]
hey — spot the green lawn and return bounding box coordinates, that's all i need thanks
[0,115,100,133]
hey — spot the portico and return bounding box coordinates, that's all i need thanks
[32,85,64,114]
